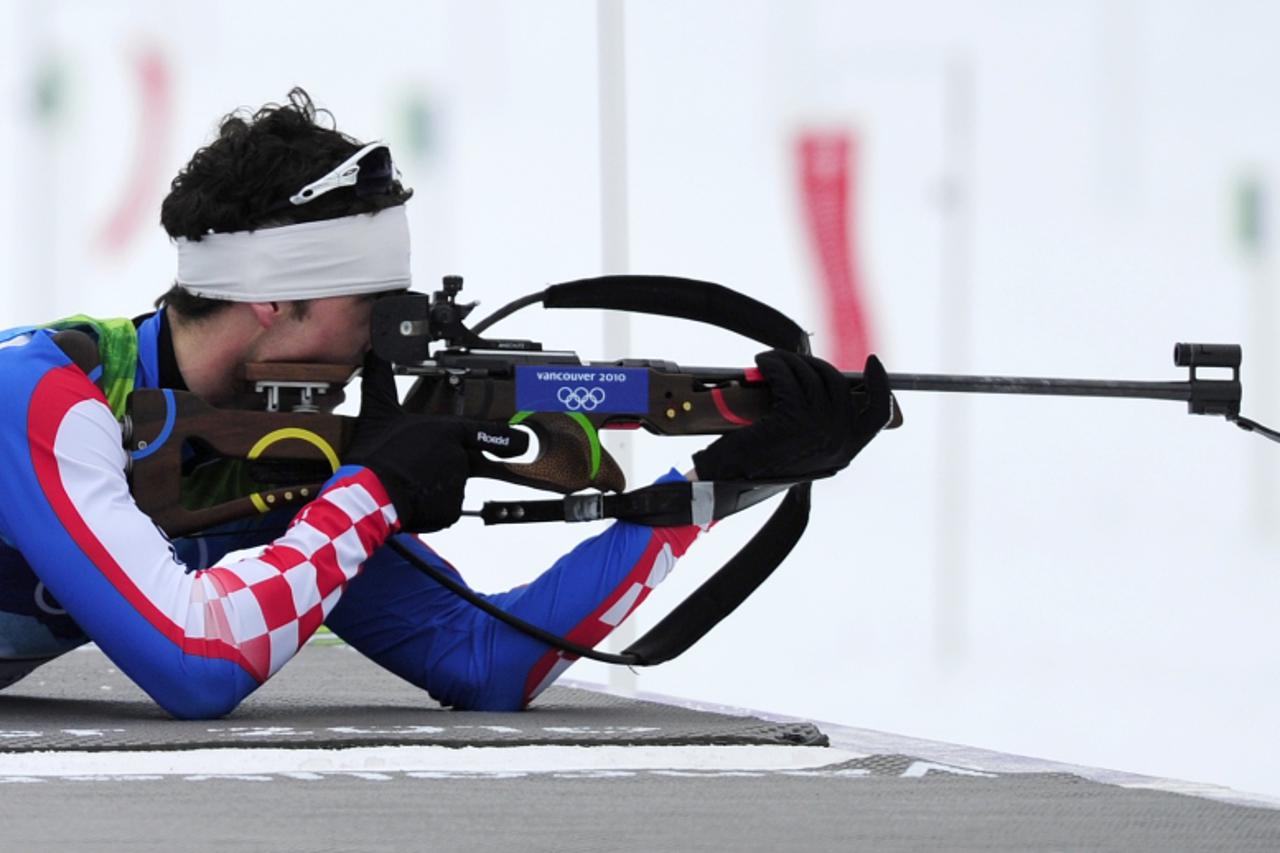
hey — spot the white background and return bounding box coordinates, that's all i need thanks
[1,0,1278,797]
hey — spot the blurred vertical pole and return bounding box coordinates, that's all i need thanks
[1097,0,1140,207]
[935,54,974,664]
[1238,176,1276,536]
[597,0,637,695]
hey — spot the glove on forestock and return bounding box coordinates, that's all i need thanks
[693,350,894,482]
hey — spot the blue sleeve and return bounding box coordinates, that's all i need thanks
[0,334,401,718]
[325,469,704,710]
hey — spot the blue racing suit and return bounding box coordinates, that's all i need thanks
[0,311,700,718]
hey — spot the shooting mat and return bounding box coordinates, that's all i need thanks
[0,643,824,751]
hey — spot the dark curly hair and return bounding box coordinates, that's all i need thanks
[158,87,413,318]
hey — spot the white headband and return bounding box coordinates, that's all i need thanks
[175,207,411,302]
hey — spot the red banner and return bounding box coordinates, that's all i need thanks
[797,130,873,369]
[98,45,171,255]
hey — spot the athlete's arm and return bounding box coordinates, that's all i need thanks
[0,339,398,718]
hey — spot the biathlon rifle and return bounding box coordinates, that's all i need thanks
[123,275,1278,667]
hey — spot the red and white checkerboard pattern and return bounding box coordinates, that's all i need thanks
[189,470,397,682]
[32,363,400,700]
[522,524,700,704]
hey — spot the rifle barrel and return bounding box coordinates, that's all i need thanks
[679,364,1197,403]
[880,373,1193,402]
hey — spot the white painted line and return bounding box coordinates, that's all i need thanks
[0,745,863,779]
[559,680,1280,813]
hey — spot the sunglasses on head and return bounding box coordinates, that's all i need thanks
[289,142,397,207]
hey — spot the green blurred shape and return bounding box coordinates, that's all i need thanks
[32,56,68,125]
[400,90,436,161]
[1236,176,1267,257]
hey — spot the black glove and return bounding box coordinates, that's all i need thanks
[692,350,894,482]
[345,353,528,532]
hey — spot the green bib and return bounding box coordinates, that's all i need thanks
[42,315,139,419]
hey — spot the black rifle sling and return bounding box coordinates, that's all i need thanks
[543,275,816,663]
[622,484,810,665]
[543,275,809,351]
[388,481,810,668]
[397,274,817,667]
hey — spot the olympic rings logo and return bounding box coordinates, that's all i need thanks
[557,386,607,411]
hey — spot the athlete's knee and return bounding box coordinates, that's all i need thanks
[420,642,529,712]
[149,680,244,720]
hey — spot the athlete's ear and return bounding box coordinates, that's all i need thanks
[247,301,283,329]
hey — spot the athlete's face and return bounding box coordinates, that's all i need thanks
[250,295,375,367]
[236,295,378,411]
